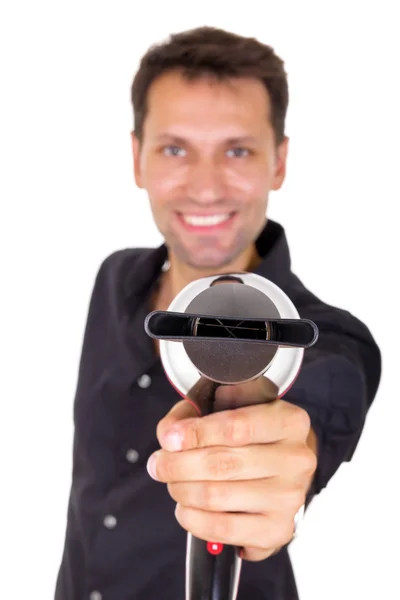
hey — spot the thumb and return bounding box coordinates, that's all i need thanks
[156,398,198,448]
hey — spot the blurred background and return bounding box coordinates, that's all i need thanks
[0,1,398,598]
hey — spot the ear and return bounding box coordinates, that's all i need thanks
[271,135,289,191]
[131,131,143,188]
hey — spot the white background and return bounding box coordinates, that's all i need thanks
[1,2,398,599]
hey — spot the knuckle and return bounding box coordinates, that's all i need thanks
[255,516,275,550]
[291,406,311,437]
[167,482,179,503]
[297,444,317,475]
[285,443,316,478]
[187,419,202,448]
[271,514,295,546]
[160,455,176,481]
[202,482,224,511]
[284,485,306,511]
[213,513,235,541]
[304,445,318,474]
[156,421,167,445]
[225,410,250,445]
[207,449,240,479]
[282,518,296,544]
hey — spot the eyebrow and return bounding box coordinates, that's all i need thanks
[154,134,260,145]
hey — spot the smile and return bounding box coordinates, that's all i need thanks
[181,213,233,227]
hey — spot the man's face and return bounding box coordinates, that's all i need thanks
[132,70,288,270]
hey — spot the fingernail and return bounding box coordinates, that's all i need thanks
[163,428,183,452]
[146,453,159,480]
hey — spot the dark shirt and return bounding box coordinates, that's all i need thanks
[54,219,381,600]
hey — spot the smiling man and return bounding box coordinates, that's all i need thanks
[54,26,381,600]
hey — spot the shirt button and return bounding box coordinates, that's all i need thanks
[89,592,102,600]
[126,448,139,463]
[137,374,151,388]
[103,514,117,529]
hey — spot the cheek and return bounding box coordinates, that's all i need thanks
[144,161,185,200]
[226,161,272,196]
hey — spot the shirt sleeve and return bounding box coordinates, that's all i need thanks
[282,299,382,504]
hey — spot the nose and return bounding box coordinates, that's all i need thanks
[185,157,225,204]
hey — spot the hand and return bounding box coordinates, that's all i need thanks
[146,377,318,561]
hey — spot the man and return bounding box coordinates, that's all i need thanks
[55,26,381,600]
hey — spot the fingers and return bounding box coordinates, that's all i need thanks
[147,442,315,484]
[175,504,295,551]
[157,400,311,453]
[240,546,281,562]
[167,478,306,515]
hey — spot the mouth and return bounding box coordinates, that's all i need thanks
[176,212,237,232]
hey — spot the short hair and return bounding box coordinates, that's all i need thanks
[131,26,289,147]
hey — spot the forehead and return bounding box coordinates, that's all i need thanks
[143,70,272,140]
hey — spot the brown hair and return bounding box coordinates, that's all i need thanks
[131,26,289,147]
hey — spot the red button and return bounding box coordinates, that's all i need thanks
[207,541,224,555]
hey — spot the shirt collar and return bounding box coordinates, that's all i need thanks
[253,218,292,283]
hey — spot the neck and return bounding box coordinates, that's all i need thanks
[159,243,262,308]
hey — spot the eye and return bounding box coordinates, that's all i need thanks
[226,147,251,158]
[162,145,186,157]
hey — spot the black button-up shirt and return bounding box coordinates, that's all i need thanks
[54,219,381,600]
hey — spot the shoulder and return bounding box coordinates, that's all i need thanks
[82,246,160,320]
[90,246,156,293]
[283,270,381,400]
[96,247,153,278]
[282,270,371,339]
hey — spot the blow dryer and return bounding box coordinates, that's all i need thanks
[144,271,318,600]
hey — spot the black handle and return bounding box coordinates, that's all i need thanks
[185,377,242,600]
[186,535,242,600]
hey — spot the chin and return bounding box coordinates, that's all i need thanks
[176,247,238,271]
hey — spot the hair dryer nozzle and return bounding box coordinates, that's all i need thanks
[144,310,318,348]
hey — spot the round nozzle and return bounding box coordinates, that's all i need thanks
[144,271,319,397]
[182,280,280,384]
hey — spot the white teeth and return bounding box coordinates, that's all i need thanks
[182,213,231,226]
